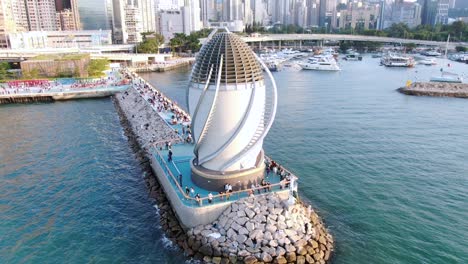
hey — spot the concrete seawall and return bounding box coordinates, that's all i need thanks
[398,82,468,98]
[113,73,334,263]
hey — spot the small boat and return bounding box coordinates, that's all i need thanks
[371,53,383,58]
[422,50,442,56]
[430,71,463,83]
[381,54,415,67]
[299,55,341,71]
[418,58,437,65]
[266,61,280,72]
[344,52,362,61]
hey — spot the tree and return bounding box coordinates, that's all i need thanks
[403,43,417,52]
[169,32,202,54]
[136,33,164,53]
[0,62,11,80]
[87,59,109,77]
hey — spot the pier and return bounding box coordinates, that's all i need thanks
[398,82,468,98]
[113,70,334,263]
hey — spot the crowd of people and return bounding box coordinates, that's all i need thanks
[130,72,193,144]
[0,71,129,95]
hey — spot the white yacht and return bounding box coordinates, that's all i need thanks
[299,55,341,71]
[422,50,442,56]
[418,58,437,65]
[381,54,415,67]
[430,71,463,83]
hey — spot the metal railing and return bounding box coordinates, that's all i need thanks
[150,141,292,208]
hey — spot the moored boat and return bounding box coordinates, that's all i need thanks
[418,58,437,65]
[381,54,415,67]
[344,52,363,61]
[299,55,341,71]
[430,71,463,83]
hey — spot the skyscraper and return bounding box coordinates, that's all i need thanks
[319,0,327,26]
[420,0,449,25]
[79,0,109,30]
[223,0,242,21]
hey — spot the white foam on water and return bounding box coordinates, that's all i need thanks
[160,235,178,250]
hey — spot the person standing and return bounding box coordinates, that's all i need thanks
[208,193,213,204]
[168,150,173,162]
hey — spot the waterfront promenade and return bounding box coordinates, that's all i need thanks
[0,72,130,104]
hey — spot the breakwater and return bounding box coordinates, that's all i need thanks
[113,71,334,263]
[398,82,468,98]
[112,88,191,252]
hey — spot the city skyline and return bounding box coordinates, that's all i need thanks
[0,0,466,48]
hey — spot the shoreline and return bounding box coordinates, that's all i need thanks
[112,70,334,263]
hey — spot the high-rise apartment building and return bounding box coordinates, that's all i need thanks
[140,0,156,33]
[57,9,79,30]
[223,0,242,21]
[125,0,143,43]
[55,0,81,30]
[337,2,380,30]
[390,0,422,28]
[25,0,58,31]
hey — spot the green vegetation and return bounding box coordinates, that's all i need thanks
[32,53,89,61]
[169,32,203,53]
[455,46,467,52]
[23,68,40,79]
[0,62,12,80]
[245,21,468,42]
[87,59,109,78]
[339,41,383,52]
[136,32,164,53]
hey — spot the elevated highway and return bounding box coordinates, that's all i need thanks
[233,34,466,49]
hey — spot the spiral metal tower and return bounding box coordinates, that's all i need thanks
[187,30,277,190]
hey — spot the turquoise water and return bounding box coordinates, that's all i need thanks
[0,99,186,263]
[139,57,468,264]
[1,57,467,264]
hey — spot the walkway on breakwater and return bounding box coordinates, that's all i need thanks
[129,57,195,73]
[398,82,468,98]
[0,71,130,104]
[124,73,295,208]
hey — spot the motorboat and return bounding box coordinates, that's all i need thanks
[430,71,463,83]
[371,53,383,58]
[343,52,362,61]
[299,55,341,71]
[381,54,415,67]
[422,50,442,56]
[418,58,437,65]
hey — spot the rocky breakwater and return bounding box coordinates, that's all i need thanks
[112,87,191,252]
[398,82,468,98]
[186,193,333,264]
